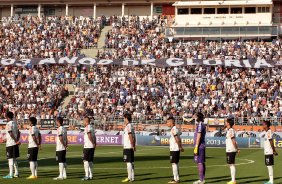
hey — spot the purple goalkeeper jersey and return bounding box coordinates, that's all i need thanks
[194,121,206,146]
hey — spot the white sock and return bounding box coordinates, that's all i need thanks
[172,163,179,181]
[35,161,38,177]
[89,162,93,178]
[131,163,135,181]
[84,161,89,178]
[267,166,274,183]
[59,163,64,178]
[30,161,35,176]
[63,163,67,178]
[126,162,133,180]
[8,159,14,176]
[230,165,236,182]
[13,159,18,176]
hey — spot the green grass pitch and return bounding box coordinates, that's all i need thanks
[0,144,280,184]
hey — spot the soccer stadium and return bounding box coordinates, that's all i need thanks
[0,0,281,183]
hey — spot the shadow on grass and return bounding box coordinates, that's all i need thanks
[139,174,195,182]
[240,177,282,183]
[207,175,261,183]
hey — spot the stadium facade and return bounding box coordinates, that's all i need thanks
[0,0,281,39]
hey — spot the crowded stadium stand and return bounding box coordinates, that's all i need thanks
[0,0,281,137]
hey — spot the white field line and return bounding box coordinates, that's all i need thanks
[25,158,255,170]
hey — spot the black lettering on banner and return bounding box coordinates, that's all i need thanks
[0,57,279,68]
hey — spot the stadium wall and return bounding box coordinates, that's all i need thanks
[1,7,10,17]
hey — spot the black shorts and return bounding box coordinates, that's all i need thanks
[6,145,20,159]
[56,150,66,163]
[226,152,236,164]
[83,148,95,162]
[123,149,134,163]
[170,151,180,164]
[28,147,39,161]
[265,155,274,166]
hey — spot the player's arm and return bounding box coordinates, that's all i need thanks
[174,134,184,152]
[8,131,17,143]
[269,139,278,155]
[194,132,201,155]
[231,137,240,153]
[32,134,39,146]
[59,135,67,149]
[17,130,21,142]
[87,132,96,148]
[38,132,42,149]
[128,133,136,151]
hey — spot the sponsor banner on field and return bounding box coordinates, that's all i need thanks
[0,57,281,68]
[136,135,250,148]
[17,134,122,145]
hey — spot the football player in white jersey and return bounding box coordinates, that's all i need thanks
[167,117,184,184]
[225,118,240,184]
[263,120,278,184]
[3,111,21,179]
[27,117,41,179]
[122,113,136,183]
[82,117,96,181]
[54,117,68,180]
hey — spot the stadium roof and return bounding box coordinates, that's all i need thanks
[173,0,273,6]
[0,0,174,5]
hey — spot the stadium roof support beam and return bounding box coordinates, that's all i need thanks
[122,2,125,17]
[10,4,13,17]
[66,4,69,16]
[93,3,97,19]
[38,4,41,19]
[150,2,154,20]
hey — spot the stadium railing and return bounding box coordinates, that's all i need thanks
[13,116,282,132]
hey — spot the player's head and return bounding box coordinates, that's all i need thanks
[124,113,132,124]
[29,117,37,126]
[226,118,235,128]
[56,117,64,127]
[196,112,204,122]
[262,120,271,130]
[166,116,175,127]
[83,116,90,126]
[6,111,14,120]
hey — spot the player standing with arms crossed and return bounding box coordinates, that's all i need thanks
[82,117,96,181]
[225,118,240,184]
[122,113,136,183]
[263,120,278,184]
[27,117,41,179]
[193,112,206,184]
[54,117,68,180]
[3,111,21,179]
[167,117,184,184]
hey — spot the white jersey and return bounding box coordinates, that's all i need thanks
[84,124,96,148]
[264,129,273,155]
[56,126,67,151]
[226,128,237,152]
[123,123,135,149]
[28,126,40,148]
[170,126,180,151]
[5,121,18,147]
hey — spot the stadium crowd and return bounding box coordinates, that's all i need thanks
[99,16,281,62]
[62,65,282,122]
[0,15,102,59]
[0,15,281,125]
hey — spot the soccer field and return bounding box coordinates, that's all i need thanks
[0,145,280,184]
